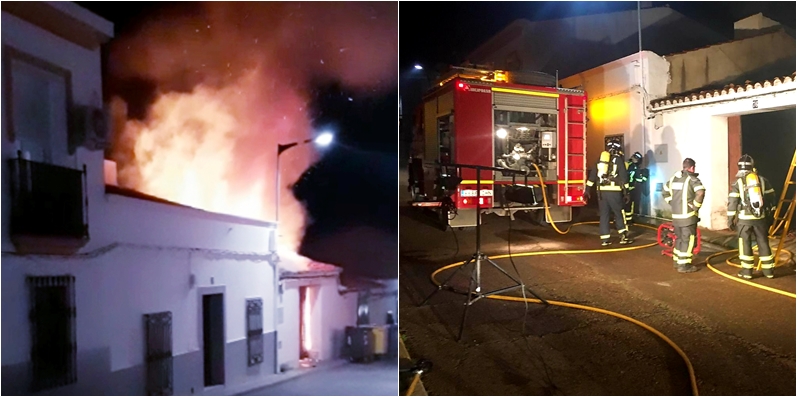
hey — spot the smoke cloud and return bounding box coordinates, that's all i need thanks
[107,2,397,257]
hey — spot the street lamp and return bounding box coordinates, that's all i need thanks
[275,131,334,224]
[271,131,333,374]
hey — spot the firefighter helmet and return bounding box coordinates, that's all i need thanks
[738,154,755,172]
[631,151,642,163]
[606,138,622,156]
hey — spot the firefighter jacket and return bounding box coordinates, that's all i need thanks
[663,170,705,224]
[625,161,647,190]
[587,154,629,193]
[727,174,776,225]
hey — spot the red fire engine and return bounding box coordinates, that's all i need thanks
[408,67,588,228]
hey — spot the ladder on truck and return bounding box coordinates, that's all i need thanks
[764,150,796,268]
[562,94,587,208]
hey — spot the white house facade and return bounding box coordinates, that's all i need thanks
[560,17,796,230]
[1,3,382,395]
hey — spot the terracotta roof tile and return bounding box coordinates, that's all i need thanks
[651,72,797,109]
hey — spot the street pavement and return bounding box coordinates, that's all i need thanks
[399,173,796,395]
[240,360,398,396]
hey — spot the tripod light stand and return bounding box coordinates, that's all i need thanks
[420,162,549,341]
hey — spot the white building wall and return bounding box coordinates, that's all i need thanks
[1,246,275,371]
[1,10,107,254]
[561,51,669,169]
[648,85,797,229]
[564,49,796,230]
[277,276,358,370]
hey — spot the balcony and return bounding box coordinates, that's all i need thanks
[8,154,89,253]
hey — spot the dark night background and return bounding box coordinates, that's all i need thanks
[77,2,398,278]
[399,1,796,71]
[399,1,796,182]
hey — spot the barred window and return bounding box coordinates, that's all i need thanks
[27,275,77,392]
[246,298,264,366]
[144,311,173,395]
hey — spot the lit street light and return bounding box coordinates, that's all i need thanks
[414,64,423,70]
[276,131,335,225]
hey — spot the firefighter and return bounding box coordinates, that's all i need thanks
[662,158,704,273]
[584,138,633,246]
[624,152,643,225]
[727,155,777,279]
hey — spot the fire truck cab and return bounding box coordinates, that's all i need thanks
[408,67,588,228]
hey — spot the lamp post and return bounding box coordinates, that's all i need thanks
[275,131,334,227]
[271,131,332,375]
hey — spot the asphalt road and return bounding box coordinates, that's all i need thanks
[240,360,397,396]
[399,181,796,395]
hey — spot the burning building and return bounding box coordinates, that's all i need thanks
[1,2,397,395]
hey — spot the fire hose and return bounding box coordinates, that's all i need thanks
[529,162,794,298]
[430,239,699,396]
[424,165,792,395]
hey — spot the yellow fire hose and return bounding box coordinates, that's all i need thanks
[405,373,422,396]
[425,164,793,395]
[431,232,699,396]
[705,250,796,299]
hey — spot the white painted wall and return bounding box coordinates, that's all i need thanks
[277,276,358,369]
[563,49,796,230]
[1,10,107,254]
[561,51,669,171]
[1,240,277,372]
[648,86,797,229]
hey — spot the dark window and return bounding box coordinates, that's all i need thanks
[27,275,77,392]
[144,311,173,396]
[246,298,264,366]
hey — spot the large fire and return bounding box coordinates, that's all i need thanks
[107,2,396,258]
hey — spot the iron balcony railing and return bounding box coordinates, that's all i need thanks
[8,152,88,239]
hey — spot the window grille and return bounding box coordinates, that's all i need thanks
[144,311,173,395]
[246,299,264,366]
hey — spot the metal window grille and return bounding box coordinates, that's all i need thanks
[27,275,77,392]
[246,299,264,366]
[145,312,173,395]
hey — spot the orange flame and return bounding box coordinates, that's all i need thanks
[113,69,314,252]
[107,2,397,262]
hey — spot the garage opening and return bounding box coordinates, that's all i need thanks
[740,108,796,207]
[299,286,319,364]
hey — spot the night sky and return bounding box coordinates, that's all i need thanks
[399,1,796,71]
[77,2,398,278]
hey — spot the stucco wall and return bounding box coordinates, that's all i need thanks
[1,244,278,393]
[648,85,797,229]
[1,10,107,254]
[666,30,796,95]
[561,51,669,170]
[278,277,358,369]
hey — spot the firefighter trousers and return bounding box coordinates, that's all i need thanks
[738,223,774,270]
[672,223,697,267]
[623,188,640,224]
[599,191,627,241]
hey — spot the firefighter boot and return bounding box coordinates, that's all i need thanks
[762,267,775,279]
[619,232,634,245]
[737,268,753,279]
[601,240,612,247]
[677,264,699,273]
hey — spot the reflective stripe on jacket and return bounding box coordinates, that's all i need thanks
[663,170,705,221]
[727,174,776,223]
